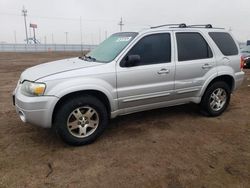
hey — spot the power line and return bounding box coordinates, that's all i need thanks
[0,11,151,28]
[0,11,117,23]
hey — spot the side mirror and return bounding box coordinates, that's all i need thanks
[125,55,141,67]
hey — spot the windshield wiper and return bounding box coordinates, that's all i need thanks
[79,55,96,62]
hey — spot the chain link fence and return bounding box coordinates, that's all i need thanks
[0,43,96,52]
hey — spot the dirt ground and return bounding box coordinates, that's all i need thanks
[0,52,249,188]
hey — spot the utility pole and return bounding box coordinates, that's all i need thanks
[91,33,94,45]
[52,33,56,51]
[29,26,31,39]
[22,7,28,44]
[99,28,101,43]
[80,17,83,53]
[14,30,17,52]
[51,33,54,44]
[44,36,47,51]
[105,30,108,39]
[65,32,68,45]
[118,17,124,32]
[14,30,17,44]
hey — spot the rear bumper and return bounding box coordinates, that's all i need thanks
[234,71,245,90]
[13,86,59,128]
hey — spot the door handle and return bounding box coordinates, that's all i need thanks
[157,68,170,74]
[202,63,212,69]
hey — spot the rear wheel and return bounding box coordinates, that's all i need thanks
[200,81,231,116]
[54,95,108,146]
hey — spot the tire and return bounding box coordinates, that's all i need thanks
[200,81,231,117]
[54,95,108,146]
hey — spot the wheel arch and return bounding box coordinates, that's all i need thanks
[52,90,112,125]
[201,74,235,99]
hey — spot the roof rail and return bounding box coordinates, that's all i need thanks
[150,23,186,29]
[187,24,224,29]
[188,24,213,28]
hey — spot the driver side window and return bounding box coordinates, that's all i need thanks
[121,33,171,67]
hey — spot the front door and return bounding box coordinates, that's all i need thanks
[116,32,175,112]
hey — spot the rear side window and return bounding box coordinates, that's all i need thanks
[125,33,171,66]
[209,32,238,56]
[176,32,213,61]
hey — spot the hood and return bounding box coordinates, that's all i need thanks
[20,57,104,81]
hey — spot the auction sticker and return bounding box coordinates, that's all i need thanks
[116,37,132,42]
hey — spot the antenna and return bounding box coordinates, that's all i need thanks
[118,17,124,32]
[22,6,28,44]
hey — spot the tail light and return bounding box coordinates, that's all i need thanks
[240,56,244,70]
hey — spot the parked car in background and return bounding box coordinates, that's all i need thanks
[13,24,245,145]
[241,45,250,68]
[246,40,250,46]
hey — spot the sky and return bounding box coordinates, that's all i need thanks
[0,0,249,44]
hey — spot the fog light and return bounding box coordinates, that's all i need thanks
[19,111,26,122]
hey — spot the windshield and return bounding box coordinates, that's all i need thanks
[87,32,138,63]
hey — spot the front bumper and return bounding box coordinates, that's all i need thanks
[13,86,59,128]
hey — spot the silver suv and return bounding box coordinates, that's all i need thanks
[13,24,245,145]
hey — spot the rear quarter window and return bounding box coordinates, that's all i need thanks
[176,32,213,61]
[209,32,238,56]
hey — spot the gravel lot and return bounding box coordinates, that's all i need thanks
[0,52,249,188]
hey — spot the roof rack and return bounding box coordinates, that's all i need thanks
[187,24,224,29]
[188,24,213,28]
[150,23,224,30]
[150,23,186,29]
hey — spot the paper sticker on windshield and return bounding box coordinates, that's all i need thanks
[116,37,132,42]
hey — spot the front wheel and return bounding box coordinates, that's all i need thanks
[200,81,231,117]
[54,95,108,146]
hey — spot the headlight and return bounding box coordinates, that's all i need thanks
[21,81,46,96]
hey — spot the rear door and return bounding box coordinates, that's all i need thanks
[174,31,216,99]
